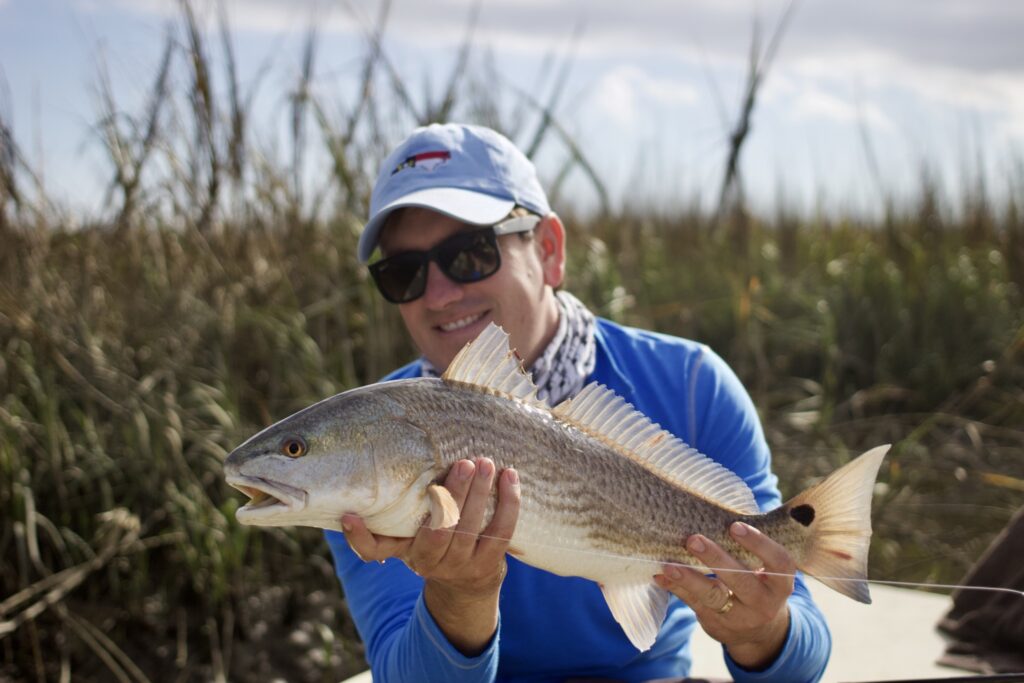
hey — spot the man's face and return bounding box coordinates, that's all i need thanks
[378,207,564,371]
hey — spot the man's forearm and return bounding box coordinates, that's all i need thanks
[424,578,501,656]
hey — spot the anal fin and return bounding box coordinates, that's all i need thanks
[600,581,670,652]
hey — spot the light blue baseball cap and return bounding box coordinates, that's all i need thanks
[357,123,551,263]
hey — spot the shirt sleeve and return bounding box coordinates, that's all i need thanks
[324,529,500,683]
[689,346,831,683]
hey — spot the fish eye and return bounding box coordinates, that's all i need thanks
[281,436,307,458]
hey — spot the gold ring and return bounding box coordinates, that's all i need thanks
[702,584,734,613]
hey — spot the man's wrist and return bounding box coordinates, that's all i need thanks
[724,607,791,671]
[423,578,502,656]
[425,575,502,608]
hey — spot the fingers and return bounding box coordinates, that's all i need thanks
[341,459,521,585]
[733,524,794,577]
[443,458,498,563]
[402,459,478,572]
[456,459,497,533]
[445,458,478,508]
[654,559,725,616]
[729,522,797,594]
[654,526,796,664]
[402,457,505,573]
[670,525,796,604]
[428,458,478,543]
[477,468,520,557]
[341,513,412,562]
[683,532,765,603]
[654,526,798,629]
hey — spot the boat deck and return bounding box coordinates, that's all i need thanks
[342,583,965,682]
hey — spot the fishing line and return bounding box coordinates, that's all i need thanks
[408,524,1024,601]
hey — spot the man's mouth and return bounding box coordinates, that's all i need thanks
[437,311,487,333]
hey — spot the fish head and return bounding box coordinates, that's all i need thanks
[224,383,436,530]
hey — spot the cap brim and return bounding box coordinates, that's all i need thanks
[358,188,515,263]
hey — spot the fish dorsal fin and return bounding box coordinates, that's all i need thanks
[600,581,670,652]
[441,323,546,408]
[553,382,759,514]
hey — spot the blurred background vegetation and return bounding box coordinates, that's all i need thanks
[1,2,1022,681]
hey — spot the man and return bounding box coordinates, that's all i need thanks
[325,123,830,682]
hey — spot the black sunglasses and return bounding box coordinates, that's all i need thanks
[368,215,541,304]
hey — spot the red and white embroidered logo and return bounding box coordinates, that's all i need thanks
[391,150,451,175]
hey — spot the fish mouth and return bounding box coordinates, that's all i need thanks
[227,476,307,519]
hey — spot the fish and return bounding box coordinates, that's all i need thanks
[224,323,889,652]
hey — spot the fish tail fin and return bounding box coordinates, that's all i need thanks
[789,444,890,604]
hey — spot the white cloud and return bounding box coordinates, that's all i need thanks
[591,68,639,128]
[636,70,700,108]
[84,0,359,35]
[67,0,1024,145]
[985,73,1024,143]
[78,0,1023,143]
[59,0,1024,209]
[787,48,1024,146]
[793,49,1005,113]
[791,89,894,132]
[619,67,699,107]
[590,66,699,128]
[75,0,1024,79]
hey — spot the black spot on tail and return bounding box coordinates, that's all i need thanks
[790,504,815,527]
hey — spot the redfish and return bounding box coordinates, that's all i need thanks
[224,323,888,651]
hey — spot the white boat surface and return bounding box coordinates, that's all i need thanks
[340,582,962,682]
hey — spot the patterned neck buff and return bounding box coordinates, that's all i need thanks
[420,291,597,406]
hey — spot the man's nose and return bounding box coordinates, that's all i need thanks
[420,260,464,309]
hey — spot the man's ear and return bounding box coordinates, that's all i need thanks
[536,213,566,288]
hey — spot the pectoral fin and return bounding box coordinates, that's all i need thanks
[427,484,460,530]
[600,581,670,652]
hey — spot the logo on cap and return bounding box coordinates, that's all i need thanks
[391,150,451,175]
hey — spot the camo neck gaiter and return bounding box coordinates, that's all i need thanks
[420,290,597,406]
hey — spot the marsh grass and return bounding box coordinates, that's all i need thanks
[1,4,1023,680]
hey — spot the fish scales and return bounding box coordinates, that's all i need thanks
[393,378,746,576]
[394,380,624,572]
[224,323,889,651]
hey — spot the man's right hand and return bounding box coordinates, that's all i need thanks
[341,458,521,656]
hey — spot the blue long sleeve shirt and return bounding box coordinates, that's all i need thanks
[326,317,831,682]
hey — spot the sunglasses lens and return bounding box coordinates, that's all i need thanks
[439,231,500,283]
[370,253,428,303]
[369,228,504,303]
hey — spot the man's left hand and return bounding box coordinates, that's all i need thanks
[654,521,794,670]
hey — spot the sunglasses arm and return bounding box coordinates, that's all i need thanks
[492,214,541,236]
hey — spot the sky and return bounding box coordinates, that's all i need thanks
[1,0,1023,218]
